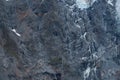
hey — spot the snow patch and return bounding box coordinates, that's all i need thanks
[83,67,91,80]
[75,18,82,23]
[76,24,81,28]
[12,29,21,37]
[93,67,97,72]
[76,0,97,10]
[107,0,113,6]
[76,0,88,9]
[92,53,98,59]
[81,57,88,60]
[69,4,76,11]
[116,0,120,19]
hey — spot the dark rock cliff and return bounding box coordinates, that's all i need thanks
[0,0,120,80]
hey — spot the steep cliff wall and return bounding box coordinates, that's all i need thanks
[0,0,120,80]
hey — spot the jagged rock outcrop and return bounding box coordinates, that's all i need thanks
[0,0,120,80]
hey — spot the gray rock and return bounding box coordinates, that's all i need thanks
[0,0,120,80]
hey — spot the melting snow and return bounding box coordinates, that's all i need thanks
[83,67,91,80]
[12,29,21,37]
[107,0,113,6]
[76,0,97,10]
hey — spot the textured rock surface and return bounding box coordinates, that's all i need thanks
[0,0,120,80]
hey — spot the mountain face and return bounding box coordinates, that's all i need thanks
[0,0,120,80]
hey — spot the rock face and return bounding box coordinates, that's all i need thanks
[0,0,120,80]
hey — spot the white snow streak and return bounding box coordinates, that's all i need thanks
[76,24,81,28]
[93,67,97,73]
[83,32,87,39]
[12,29,21,37]
[92,53,98,59]
[83,67,91,80]
[81,32,87,39]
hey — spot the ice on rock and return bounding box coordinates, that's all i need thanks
[12,29,21,37]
